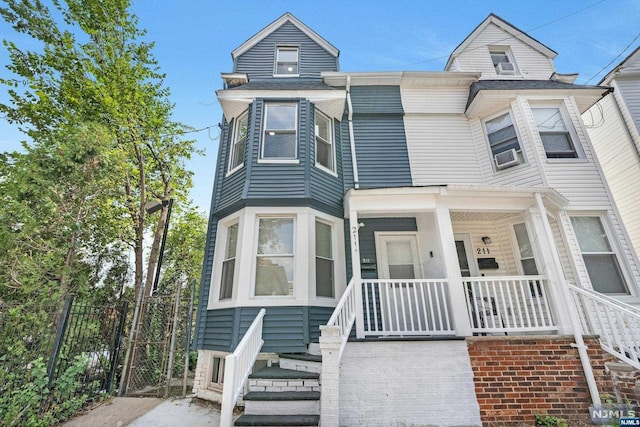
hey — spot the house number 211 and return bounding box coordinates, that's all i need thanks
[477,247,491,255]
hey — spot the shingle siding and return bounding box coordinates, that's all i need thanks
[235,21,338,80]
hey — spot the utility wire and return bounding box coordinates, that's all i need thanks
[584,31,640,84]
[386,0,607,69]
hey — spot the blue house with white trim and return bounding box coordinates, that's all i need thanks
[193,13,640,426]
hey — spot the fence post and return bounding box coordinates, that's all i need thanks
[165,284,182,398]
[183,278,196,397]
[106,301,129,393]
[47,294,74,389]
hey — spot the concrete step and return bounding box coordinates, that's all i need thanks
[279,354,322,374]
[234,414,320,426]
[249,366,319,380]
[244,391,320,415]
[248,366,320,393]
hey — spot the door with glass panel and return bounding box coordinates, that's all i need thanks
[376,234,424,333]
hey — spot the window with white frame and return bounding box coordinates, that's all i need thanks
[228,111,248,173]
[532,106,578,159]
[210,355,224,387]
[513,223,539,276]
[219,222,238,300]
[261,103,297,160]
[485,112,523,170]
[315,220,334,298]
[315,109,335,173]
[255,217,294,296]
[275,46,299,76]
[489,47,517,75]
[570,216,628,294]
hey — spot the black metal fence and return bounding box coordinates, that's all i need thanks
[0,295,128,418]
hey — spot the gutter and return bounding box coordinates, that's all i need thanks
[346,75,360,189]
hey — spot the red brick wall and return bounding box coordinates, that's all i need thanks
[467,336,637,425]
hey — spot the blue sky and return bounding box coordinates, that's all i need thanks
[1,0,639,213]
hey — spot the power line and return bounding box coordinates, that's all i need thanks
[584,31,640,84]
[386,0,607,69]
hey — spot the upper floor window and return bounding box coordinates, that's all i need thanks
[315,220,334,298]
[228,111,248,174]
[315,110,335,174]
[275,46,299,76]
[261,103,298,161]
[570,216,628,294]
[485,112,523,170]
[489,47,517,76]
[255,217,294,296]
[219,223,238,300]
[532,107,578,159]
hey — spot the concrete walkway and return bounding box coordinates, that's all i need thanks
[61,396,221,426]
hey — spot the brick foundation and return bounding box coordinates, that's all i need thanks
[467,336,640,425]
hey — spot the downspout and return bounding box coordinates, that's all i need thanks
[534,192,601,408]
[346,76,360,189]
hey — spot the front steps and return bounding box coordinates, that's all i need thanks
[233,354,321,427]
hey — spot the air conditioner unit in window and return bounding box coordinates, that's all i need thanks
[494,148,520,169]
[496,62,516,75]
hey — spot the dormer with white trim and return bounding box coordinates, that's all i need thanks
[445,14,557,80]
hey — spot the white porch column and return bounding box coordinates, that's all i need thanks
[435,206,472,336]
[348,209,364,338]
[524,207,573,334]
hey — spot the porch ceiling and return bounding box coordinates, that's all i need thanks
[450,211,520,222]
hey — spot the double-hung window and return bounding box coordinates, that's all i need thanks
[485,112,523,169]
[315,221,334,298]
[262,103,297,160]
[228,111,248,173]
[219,222,238,300]
[570,216,628,294]
[489,47,517,75]
[532,107,578,158]
[275,46,299,76]
[255,218,294,296]
[315,110,335,173]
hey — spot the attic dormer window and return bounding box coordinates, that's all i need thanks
[490,47,517,76]
[275,46,299,76]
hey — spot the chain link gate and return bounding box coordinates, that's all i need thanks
[120,281,195,397]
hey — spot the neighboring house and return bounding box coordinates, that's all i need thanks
[583,47,640,262]
[193,13,640,426]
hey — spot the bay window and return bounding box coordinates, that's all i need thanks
[261,103,297,160]
[315,221,334,297]
[315,110,335,173]
[228,111,248,173]
[255,217,295,296]
[532,106,578,158]
[219,222,238,300]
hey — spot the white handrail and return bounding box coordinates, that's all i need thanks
[326,277,357,360]
[220,308,266,427]
[568,284,640,370]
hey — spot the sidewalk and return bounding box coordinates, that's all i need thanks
[62,396,221,426]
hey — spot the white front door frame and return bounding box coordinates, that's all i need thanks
[375,232,423,279]
[453,233,479,277]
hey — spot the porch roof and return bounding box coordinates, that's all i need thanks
[343,184,568,216]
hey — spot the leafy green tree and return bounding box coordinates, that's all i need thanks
[0,0,198,301]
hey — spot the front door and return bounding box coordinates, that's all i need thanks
[375,233,422,333]
[376,234,421,279]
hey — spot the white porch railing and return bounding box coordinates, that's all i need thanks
[220,308,265,427]
[326,277,358,359]
[362,279,454,336]
[463,276,557,333]
[569,284,640,371]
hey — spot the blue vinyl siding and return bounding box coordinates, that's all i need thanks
[349,86,404,114]
[309,109,344,213]
[235,21,338,80]
[246,99,307,199]
[194,218,218,348]
[199,306,332,353]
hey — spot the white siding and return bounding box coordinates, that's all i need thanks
[549,216,577,285]
[401,87,469,114]
[453,23,554,80]
[404,114,483,185]
[584,94,640,259]
[617,78,640,137]
[452,219,519,276]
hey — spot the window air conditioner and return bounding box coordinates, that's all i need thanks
[496,62,516,75]
[494,148,520,169]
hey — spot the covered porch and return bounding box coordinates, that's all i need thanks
[342,184,575,338]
